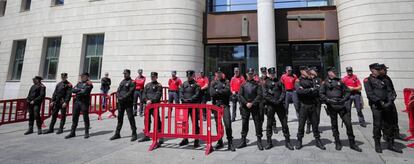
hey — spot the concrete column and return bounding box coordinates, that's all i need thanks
[257,0,277,70]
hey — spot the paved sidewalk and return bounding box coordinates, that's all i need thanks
[0,105,413,164]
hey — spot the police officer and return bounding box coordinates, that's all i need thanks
[237,68,264,150]
[24,76,46,135]
[179,70,201,148]
[379,64,404,140]
[259,67,269,126]
[138,72,163,144]
[320,67,362,152]
[295,66,325,150]
[263,67,294,150]
[65,72,93,139]
[364,63,402,153]
[210,68,235,151]
[110,69,138,141]
[44,73,72,135]
[306,67,322,134]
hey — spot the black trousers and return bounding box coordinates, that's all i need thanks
[307,101,321,127]
[327,105,355,141]
[266,103,289,138]
[297,103,320,139]
[231,94,240,120]
[147,107,161,132]
[28,104,42,129]
[115,102,137,133]
[390,102,400,135]
[259,101,266,123]
[371,104,395,140]
[49,101,67,130]
[241,105,263,138]
[213,102,233,141]
[71,101,90,133]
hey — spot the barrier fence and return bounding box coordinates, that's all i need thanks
[0,98,53,127]
[143,103,224,155]
[403,88,414,148]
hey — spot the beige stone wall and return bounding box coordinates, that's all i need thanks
[336,0,414,108]
[0,0,205,98]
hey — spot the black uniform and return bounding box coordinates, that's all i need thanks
[67,80,93,138]
[114,77,137,136]
[320,77,360,151]
[296,76,320,140]
[307,77,322,131]
[26,83,46,133]
[364,74,400,152]
[210,78,233,142]
[48,80,72,133]
[384,75,401,139]
[238,78,263,146]
[259,76,269,124]
[179,78,201,146]
[263,76,293,149]
[143,81,163,132]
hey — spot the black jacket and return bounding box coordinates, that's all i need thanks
[263,77,285,106]
[295,76,319,105]
[180,79,200,103]
[320,77,350,109]
[101,77,111,91]
[143,81,163,103]
[364,75,394,107]
[72,80,93,104]
[238,79,262,107]
[117,77,135,104]
[52,80,73,104]
[27,83,46,105]
[210,78,231,105]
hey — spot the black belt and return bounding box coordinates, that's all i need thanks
[169,90,178,92]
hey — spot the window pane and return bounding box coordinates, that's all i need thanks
[205,46,218,77]
[44,59,58,80]
[11,40,26,80]
[84,34,104,80]
[55,0,64,5]
[88,57,102,80]
[246,45,258,72]
[25,0,31,10]
[218,45,244,61]
[43,37,61,79]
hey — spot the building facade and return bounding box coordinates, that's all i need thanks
[0,0,413,107]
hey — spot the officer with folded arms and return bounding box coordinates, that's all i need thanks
[110,69,138,142]
[44,73,72,135]
[320,67,362,152]
[210,68,235,151]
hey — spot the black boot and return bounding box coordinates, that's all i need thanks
[228,139,236,152]
[306,124,311,134]
[265,137,273,150]
[387,139,403,153]
[214,139,224,150]
[65,130,76,139]
[179,139,189,146]
[43,128,54,134]
[194,139,200,148]
[334,139,342,151]
[374,139,382,153]
[315,138,326,150]
[349,139,362,152]
[295,139,303,150]
[285,137,294,150]
[24,128,33,135]
[110,133,121,140]
[359,120,366,127]
[257,137,263,151]
[237,137,247,149]
[138,136,150,142]
[131,131,138,142]
[84,128,89,139]
[37,128,42,135]
[56,128,63,135]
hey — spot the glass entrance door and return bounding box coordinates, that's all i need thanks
[217,61,246,79]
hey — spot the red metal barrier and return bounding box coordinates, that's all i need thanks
[65,93,110,120]
[0,98,53,127]
[404,88,414,148]
[108,92,117,119]
[143,103,224,155]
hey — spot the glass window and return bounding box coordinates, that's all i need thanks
[21,0,31,11]
[209,0,330,12]
[276,44,292,76]
[10,40,26,80]
[323,43,340,77]
[43,37,61,80]
[53,0,64,6]
[0,0,6,17]
[246,44,258,71]
[218,45,245,61]
[83,34,104,80]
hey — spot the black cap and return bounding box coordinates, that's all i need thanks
[378,64,388,70]
[346,66,353,71]
[216,67,222,73]
[186,70,195,77]
[310,67,318,72]
[247,68,255,74]
[61,73,68,77]
[268,67,276,74]
[81,72,89,77]
[369,63,379,69]
[123,69,131,74]
[327,66,336,72]
[33,76,43,81]
[151,72,158,77]
[260,67,267,73]
[171,70,177,74]
[299,66,309,71]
